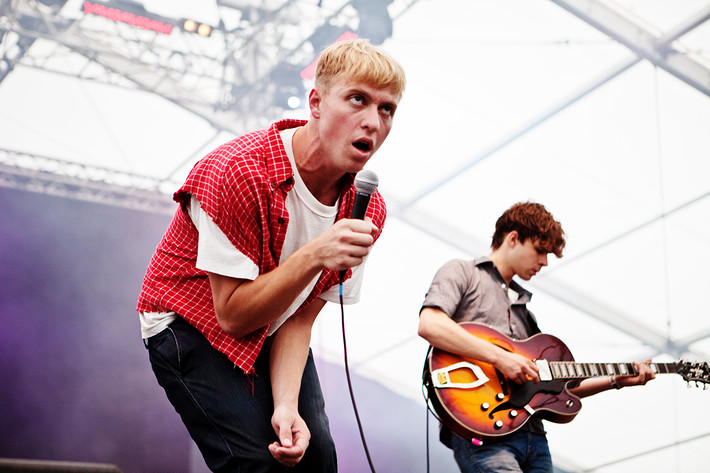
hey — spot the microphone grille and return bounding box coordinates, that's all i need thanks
[354,169,379,194]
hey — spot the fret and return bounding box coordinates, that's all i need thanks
[575,363,584,377]
[569,363,579,377]
[653,363,675,375]
[618,363,634,375]
[560,363,569,378]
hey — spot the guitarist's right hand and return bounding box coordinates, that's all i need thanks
[495,350,540,384]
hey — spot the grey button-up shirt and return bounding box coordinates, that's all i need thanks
[421,257,540,340]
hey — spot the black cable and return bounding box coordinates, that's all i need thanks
[425,402,431,473]
[339,284,377,473]
[422,345,439,473]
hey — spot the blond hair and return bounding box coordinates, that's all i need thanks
[315,39,406,100]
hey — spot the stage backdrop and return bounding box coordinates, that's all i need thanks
[0,186,459,473]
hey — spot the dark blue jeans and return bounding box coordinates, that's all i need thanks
[145,317,337,473]
[451,430,552,473]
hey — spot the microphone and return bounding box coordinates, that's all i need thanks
[350,169,379,220]
[339,170,379,282]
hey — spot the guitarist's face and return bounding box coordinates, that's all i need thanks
[511,238,549,280]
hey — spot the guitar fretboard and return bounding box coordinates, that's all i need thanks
[549,361,677,380]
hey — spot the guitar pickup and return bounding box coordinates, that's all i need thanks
[535,359,553,382]
[431,361,490,389]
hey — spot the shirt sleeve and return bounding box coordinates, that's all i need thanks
[189,196,259,280]
[420,259,469,318]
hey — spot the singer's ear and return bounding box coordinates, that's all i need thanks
[309,88,322,118]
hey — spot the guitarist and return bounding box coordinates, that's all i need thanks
[417,201,655,473]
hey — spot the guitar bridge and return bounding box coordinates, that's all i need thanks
[431,361,489,389]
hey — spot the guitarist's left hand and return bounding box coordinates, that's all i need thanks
[616,359,656,388]
[570,359,656,398]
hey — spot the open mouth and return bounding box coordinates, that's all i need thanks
[353,139,372,152]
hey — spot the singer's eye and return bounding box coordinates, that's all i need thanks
[380,103,395,117]
[350,95,364,106]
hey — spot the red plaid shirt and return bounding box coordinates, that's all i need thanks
[137,119,387,373]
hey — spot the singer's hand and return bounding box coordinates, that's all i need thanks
[309,218,378,271]
[269,405,310,467]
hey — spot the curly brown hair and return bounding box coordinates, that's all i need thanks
[491,202,566,258]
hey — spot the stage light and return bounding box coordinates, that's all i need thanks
[287,95,302,110]
[183,19,197,32]
[181,18,212,37]
[197,23,212,36]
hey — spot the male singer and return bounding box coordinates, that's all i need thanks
[137,39,406,472]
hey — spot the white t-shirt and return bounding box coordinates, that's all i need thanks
[139,127,366,339]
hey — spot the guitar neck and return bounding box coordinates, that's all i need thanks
[548,360,677,380]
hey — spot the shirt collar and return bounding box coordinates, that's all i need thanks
[267,119,307,190]
[473,256,533,304]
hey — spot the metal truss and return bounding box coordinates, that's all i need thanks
[0,0,415,133]
[0,147,176,214]
[552,0,710,97]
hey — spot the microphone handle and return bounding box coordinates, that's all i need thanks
[350,191,372,220]
[339,191,372,282]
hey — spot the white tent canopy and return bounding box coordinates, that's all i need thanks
[1,1,709,472]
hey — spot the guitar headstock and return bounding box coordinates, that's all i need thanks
[676,360,710,388]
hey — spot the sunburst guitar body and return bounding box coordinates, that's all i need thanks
[422,322,709,444]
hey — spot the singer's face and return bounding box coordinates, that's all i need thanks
[311,78,399,172]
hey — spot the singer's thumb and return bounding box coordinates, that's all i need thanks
[279,427,293,448]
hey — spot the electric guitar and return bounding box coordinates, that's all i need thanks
[422,322,710,443]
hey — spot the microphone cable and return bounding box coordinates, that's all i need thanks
[339,282,377,473]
